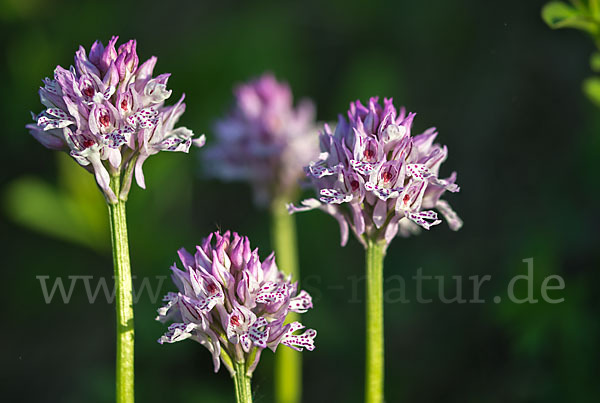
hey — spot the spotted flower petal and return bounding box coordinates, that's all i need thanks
[270,321,316,352]
[158,322,198,344]
[288,290,313,313]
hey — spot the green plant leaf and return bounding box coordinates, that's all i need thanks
[583,76,600,107]
[590,0,600,20]
[3,154,108,252]
[56,153,108,241]
[590,52,600,71]
[542,1,598,34]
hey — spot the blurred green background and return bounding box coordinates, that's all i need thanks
[1,0,599,402]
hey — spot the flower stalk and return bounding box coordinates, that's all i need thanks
[271,195,302,403]
[233,360,253,403]
[108,173,134,403]
[26,36,204,403]
[204,75,318,403]
[365,239,386,403]
[288,96,463,403]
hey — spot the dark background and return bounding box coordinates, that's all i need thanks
[1,0,599,402]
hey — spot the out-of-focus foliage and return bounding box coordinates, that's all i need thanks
[583,76,600,106]
[542,0,600,106]
[4,153,108,252]
[542,1,600,33]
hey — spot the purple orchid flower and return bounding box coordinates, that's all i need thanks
[203,73,318,207]
[289,97,462,249]
[27,36,204,203]
[156,231,317,376]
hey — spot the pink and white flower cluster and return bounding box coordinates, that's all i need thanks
[289,97,462,248]
[204,74,318,206]
[156,231,316,375]
[27,36,204,202]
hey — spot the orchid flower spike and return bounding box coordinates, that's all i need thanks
[203,73,318,207]
[156,230,317,376]
[289,97,462,249]
[27,36,205,203]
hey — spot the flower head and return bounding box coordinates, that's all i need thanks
[27,36,205,203]
[156,231,316,376]
[289,97,462,248]
[203,74,318,207]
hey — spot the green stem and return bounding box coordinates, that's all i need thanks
[365,239,386,403]
[270,196,302,403]
[108,174,135,403]
[233,360,253,403]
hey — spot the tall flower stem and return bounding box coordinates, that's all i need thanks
[233,360,253,403]
[108,174,135,403]
[271,196,302,403]
[365,239,386,403]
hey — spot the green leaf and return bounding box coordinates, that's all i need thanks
[56,153,108,241]
[590,52,600,71]
[590,0,600,20]
[542,1,598,34]
[583,76,600,107]
[2,154,109,252]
